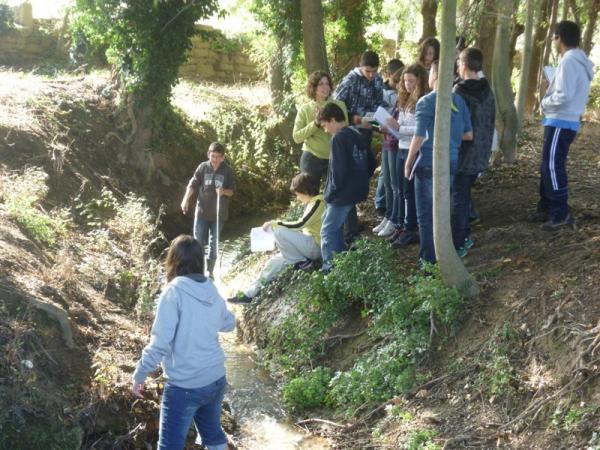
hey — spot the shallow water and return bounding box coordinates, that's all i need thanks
[213,214,331,450]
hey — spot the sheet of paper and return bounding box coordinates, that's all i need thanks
[250,227,275,252]
[543,66,556,82]
[373,106,401,139]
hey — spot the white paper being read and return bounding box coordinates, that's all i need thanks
[250,227,276,252]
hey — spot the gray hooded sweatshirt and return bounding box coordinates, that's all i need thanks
[133,275,235,388]
[541,48,594,123]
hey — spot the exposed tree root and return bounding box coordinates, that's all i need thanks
[27,297,75,348]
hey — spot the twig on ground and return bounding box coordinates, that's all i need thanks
[296,418,345,428]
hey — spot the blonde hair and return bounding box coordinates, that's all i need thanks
[397,63,430,112]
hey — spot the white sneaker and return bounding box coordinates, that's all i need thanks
[372,218,388,233]
[378,221,397,237]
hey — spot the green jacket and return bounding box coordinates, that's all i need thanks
[272,194,325,246]
[292,99,348,160]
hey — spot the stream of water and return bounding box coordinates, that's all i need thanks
[212,214,331,450]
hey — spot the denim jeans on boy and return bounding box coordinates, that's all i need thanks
[451,173,478,249]
[321,203,354,269]
[374,171,386,211]
[414,165,435,263]
[193,215,225,269]
[158,377,228,450]
[399,148,416,232]
[382,149,402,225]
[537,126,577,222]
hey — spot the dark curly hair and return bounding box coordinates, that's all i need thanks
[305,71,333,100]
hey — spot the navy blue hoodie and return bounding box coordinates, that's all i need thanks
[324,126,376,206]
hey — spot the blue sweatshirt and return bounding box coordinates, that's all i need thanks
[324,126,376,206]
[133,274,235,388]
[541,48,594,131]
[414,91,472,167]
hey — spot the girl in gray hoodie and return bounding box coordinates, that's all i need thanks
[132,235,235,450]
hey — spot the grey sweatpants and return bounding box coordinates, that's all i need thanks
[245,227,320,298]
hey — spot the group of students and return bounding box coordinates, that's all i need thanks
[130,20,593,450]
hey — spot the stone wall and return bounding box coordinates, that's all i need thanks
[0,23,66,65]
[178,25,260,82]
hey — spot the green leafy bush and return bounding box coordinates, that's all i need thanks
[0,2,14,35]
[282,367,333,413]
[262,239,468,415]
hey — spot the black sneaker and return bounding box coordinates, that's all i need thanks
[391,230,418,249]
[540,213,575,232]
[386,226,404,242]
[294,259,315,271]
[227,293,252,304]
[528,210,550,223]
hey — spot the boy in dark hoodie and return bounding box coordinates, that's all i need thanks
[318,103,376,272]
[452,47,496,256]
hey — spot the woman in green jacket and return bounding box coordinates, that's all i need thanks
[293,71,348,186]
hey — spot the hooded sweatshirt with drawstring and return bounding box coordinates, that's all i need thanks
[133,274,235,389]
[541,47,594,130]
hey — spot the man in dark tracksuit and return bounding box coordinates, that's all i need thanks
[318,102,376,272]
[531,20,594,231]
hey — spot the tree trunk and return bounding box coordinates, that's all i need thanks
[475,0,497,79]
[433,0,478,297]
[568,0,581,25]
[561,0,569,20]
[582,0,600,55]
[509,22,525,73]
[328,0,367,80]
[535,0,559,111]
[492,0,519,164]
[525,0,551,114]
[300,0,329,75]
[516,0,536,125]
[420,0,438,41]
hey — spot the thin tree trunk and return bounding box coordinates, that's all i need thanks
[433,0,478,298]
[509,22,525,73]
[525,0,551,114]
[475,0,497,79]
[535,0,559,111]
[582,0,600,55]
[568,0,581,25]
[561,0,569,20]
[492,0,519,164]
[516,0,535,125]
[420,0,438,41]
[300,0,329,75]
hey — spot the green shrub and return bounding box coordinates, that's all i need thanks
[262,239,468,415]
[282,367,333,413]
[0,2,14,35]
[403,429,440,450]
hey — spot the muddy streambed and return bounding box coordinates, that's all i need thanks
[212,214,331,450]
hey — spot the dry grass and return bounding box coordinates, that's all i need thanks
[172,78,272,121]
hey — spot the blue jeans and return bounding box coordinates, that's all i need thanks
[451,173,478,249]
[375,170,386,210]
[414,165,435,263]
[321,203,354,268]
[538,126,577,221]
[193,215,225,266]
[383,149,402,225]
[399,149,416,231]
[158,377,228,450]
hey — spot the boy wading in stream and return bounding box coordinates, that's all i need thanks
[132,235,235,450]
[181,142,235,279]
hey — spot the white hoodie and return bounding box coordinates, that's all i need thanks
[133,275,235,388]
[541,48,594,123]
